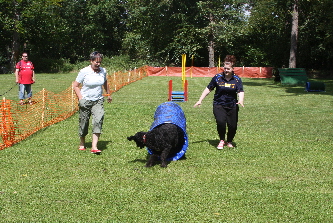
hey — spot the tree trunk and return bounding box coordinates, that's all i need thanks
[208,33,214,67]
[289,0,298,68]
[208,12,215,68]
[10,0,20,72]
[10,31,20,72]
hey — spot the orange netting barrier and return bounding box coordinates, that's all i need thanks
[109,66,148,92]
[0,66,148,150]
[146,66,273,78]
[0,87,78,149]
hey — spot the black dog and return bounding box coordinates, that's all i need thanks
[127,123,185,168]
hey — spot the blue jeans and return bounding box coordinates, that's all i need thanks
[19,84,32,100]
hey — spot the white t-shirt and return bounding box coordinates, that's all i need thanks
[76,65,107,101]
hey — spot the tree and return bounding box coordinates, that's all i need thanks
[196,0,250,67]
[289,0,298,68]
[1,0,333,71]
[121,0,203,66]
[28,0,125,62]
[244,0,290,67]
[0,0,22,71]
[0,0,63,71]
[297,0,333,70]
[247,0,333,70]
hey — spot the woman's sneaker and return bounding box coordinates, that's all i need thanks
[217,140,225,150]
[91,149,101,154]
[227,142,234,148]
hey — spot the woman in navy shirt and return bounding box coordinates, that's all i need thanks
[194,61,244,149]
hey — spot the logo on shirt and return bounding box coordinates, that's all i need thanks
[228,83,236,88]
[219,82,235,88]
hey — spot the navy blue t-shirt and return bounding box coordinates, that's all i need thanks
[207,72,244,107]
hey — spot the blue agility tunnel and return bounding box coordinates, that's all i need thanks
[305,81,325,92]
[148,102,188,161]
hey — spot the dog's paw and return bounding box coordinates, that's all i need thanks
[145,159,155,167]
[145,163,153,167]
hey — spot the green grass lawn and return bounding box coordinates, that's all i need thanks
[1,74,333,222]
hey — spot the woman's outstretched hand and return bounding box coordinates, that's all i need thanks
[193,101,202,107]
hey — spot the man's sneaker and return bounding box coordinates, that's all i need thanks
[217,140,225,150]
[227,142,234,148]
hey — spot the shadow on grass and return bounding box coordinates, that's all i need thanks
[243,78,333,96]
[242,78,277,87]
[192,139,238,148]
[130,153,150,164]
[129,152,187,167]
[129,157,172,168]
[282,81,333,96]
[85,140,112,151]
[130,158,147,165]
[284,79,333,96]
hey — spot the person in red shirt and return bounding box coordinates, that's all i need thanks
[15,52,35,105]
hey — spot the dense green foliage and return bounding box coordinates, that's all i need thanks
[1,0,333,71]
[1,74,333,221]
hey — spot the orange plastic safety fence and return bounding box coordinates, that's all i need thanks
[0,66,148,150]
[146,66,273,78]
[0,86,78,150]
[107,66,148,93]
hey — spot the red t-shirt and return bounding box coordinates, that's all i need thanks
[16,60,34,84]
